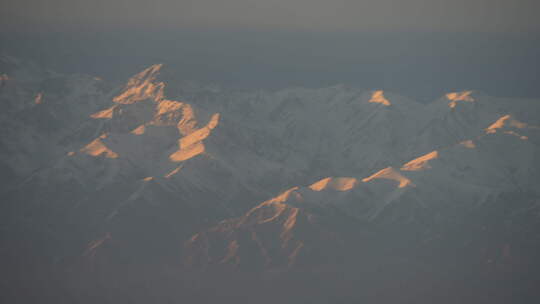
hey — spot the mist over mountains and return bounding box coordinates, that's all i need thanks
[2,31,539,100]
[1,53,540,304]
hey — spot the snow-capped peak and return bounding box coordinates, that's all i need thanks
[368,90,391,106]
[113,64,165,104]
[446,90,476,108]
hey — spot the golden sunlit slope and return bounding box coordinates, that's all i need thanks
[483,114,540,141]
[368,90,391,106]
[78,64,223,180]
[401,151,439,171]
[243,110,540,226]
[362,167,414,188]
[309,177,358,191]
[170,113,220,162]
[90,105,117,119]
[446,90,475,108]
[460,140,476,149]
[184,197,347,270]
[265,186,302,203]
[79,134,118,158]
[130,124,146,135]
[486,114,528,133]
[112,64,165,104]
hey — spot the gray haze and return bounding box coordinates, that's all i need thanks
[1,0,540,33]
[2,1,540,303]
[2,0,539,100]
[2,30,539,100]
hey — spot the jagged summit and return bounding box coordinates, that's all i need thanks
[52,64,226,191]
[112,64,165,104]
[368,90,391,106]
[484,114,540,141]
[446,90,476,108]
[486,114,528,133]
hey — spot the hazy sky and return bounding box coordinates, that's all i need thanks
[2,0,540,33]
[1,0,539,99]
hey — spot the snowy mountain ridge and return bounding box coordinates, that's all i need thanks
[1,57,540,303]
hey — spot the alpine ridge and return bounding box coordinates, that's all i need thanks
[1,57,539,304]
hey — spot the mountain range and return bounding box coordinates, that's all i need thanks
[1,54,539,304]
